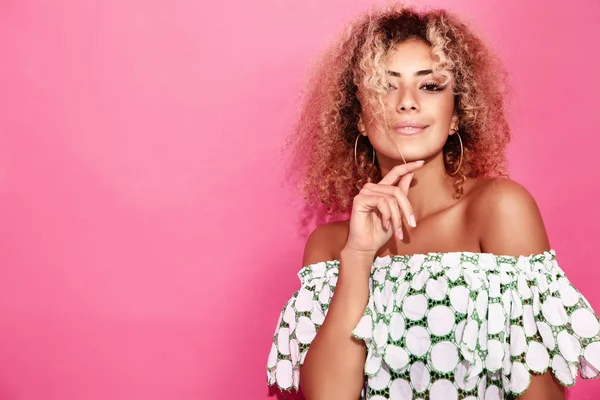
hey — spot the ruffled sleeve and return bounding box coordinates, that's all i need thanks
[354,250,600,397]
[485,250,600,395]
[266,260,341,391]
[266,251,600,398]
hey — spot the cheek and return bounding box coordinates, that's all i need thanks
[427,95,455,121]
[441,90,456,110]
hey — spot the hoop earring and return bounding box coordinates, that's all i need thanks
[354,133,375,172]
[448,129,463,176]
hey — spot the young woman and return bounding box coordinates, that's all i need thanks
[266,4,600,399]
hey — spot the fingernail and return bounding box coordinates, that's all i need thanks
[409,215,416,227]
[416,160,425,165]
[397,228,403,240]
[386,221,391,230]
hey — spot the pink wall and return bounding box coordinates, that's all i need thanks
[0,0,598,399]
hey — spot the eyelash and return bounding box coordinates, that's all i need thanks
[421,82,444,91]
[386,82,445,92]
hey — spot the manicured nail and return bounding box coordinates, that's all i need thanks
[416,160,425,165]
[386,221,391,230]
[397,228,403,240]
[409,215,416,228]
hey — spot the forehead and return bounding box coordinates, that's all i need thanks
[385,39,434,72]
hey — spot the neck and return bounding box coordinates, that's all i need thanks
[380,153,457,220]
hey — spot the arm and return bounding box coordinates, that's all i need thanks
[477,179,564,400]
[299,224,370,400]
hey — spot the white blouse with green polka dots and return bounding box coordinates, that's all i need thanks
[266,251,600,399]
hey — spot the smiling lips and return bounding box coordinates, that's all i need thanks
[394,121,429,135]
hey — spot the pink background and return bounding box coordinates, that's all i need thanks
[0,0,598,399]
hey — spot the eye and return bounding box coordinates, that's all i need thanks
[386,82,397,91]
[421,82,444,92]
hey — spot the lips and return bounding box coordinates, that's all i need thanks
[393,121,429,135]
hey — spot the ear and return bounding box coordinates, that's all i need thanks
[449,115,459,136]
[357,116,367,136]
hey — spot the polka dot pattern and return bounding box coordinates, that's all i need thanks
[267,250,600,398]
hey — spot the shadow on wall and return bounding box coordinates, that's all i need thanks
[296,201,349,241]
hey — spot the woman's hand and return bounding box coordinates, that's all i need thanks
[344,160,424,258]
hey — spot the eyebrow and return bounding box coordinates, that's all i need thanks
[386,69,433,77]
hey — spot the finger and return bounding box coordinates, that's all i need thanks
[398,173,416,227]
[399,173,414,196]
[355,194,392,231]
[384,195,403,240]
[378,160,425,185]
[362,188,403,230]
[363,185,416,228]
[375,196,393,231]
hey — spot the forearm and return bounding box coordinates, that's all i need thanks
[299,249,373,400]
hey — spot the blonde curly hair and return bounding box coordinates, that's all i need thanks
[285,3,511,216]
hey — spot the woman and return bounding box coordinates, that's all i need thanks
[266,4,600,399]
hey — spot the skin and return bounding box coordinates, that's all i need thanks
[299,39,565,400]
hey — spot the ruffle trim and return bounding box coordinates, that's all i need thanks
[267,250,600,396]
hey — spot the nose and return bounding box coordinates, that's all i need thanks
[396,88,420,113]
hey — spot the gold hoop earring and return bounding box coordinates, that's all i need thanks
[448,129,463,176]
[354,133,375,172]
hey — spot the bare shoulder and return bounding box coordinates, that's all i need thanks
[467,178,540,213]
[302,220,350,266]
[466,178,551,256]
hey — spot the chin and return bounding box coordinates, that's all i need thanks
[385,149,438,163]
[384,140,444,162]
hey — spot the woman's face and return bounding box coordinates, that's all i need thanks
[359,38,458,168]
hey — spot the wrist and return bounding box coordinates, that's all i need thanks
[340,246,376,263]
[339,247,375,279]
